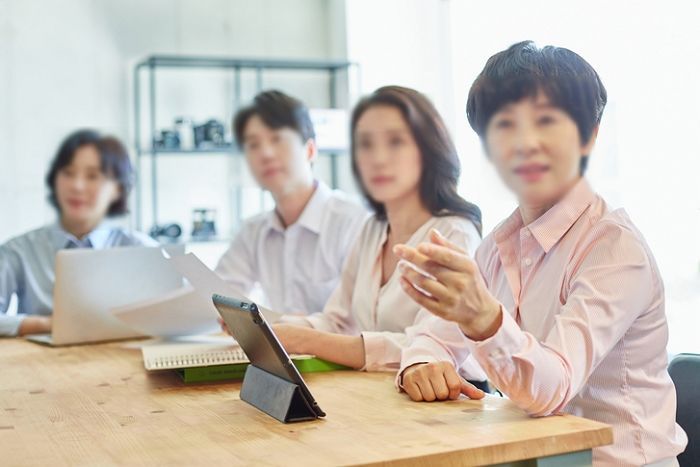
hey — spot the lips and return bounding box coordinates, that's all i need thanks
[262,168,282,178]
[67,199,87,209]
[370,175,395,185]
[514,164,550,182]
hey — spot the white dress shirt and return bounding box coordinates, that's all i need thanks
[215,181,369,314]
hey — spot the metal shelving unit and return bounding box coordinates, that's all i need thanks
[133,55,359,233]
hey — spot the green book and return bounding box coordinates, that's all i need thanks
[175,357,349,383]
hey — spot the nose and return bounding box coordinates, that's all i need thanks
[513,122,540,158]
[69,174,87,192]
[258,142,276,160]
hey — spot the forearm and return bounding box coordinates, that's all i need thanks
[298,330,366,370]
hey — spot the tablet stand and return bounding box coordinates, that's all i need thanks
[240,364,319,423]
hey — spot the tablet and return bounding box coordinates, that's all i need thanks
[212,294,325,418]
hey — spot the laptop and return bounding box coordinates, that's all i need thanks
[26,245,185,346]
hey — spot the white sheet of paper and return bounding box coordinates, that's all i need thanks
[169,253,283,323]
[110,285,220,337]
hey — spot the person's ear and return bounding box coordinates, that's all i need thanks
[581,125,599,157]
[305,138,318,165]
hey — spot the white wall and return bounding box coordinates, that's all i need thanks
[344,0,455,130]
[446,0,700,353]
[0,0,343,243]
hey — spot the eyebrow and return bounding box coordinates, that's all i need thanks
[355,128,409,137]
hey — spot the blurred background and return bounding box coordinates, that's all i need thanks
[0,0,698,353]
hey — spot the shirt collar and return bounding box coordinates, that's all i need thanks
[495,178,596,254]
[50,222,113,250]
[264,180,333,235]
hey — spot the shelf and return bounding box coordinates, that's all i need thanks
[142,147,348,156]
[136,55,356,71]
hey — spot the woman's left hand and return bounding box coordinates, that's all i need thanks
[394,229,503,341]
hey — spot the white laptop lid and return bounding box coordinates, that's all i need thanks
[50,244,185,345]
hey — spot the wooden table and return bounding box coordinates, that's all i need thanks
[0,339,612,466]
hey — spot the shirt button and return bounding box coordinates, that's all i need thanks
[523,257,532,266]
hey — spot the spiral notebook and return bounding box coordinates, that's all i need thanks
[142,342,249,370]
[141,342,348,383]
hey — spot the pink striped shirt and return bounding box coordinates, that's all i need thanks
[400,179,687,466]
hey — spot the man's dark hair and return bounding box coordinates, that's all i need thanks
[466,41,607,174]
[233,90,315,148]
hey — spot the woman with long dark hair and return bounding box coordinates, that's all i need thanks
[271,86,485,383]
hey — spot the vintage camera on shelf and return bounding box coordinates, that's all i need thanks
[154,130,180,150]
[191,208,217,241]
[194,119,226,149]
[149,223,183,243]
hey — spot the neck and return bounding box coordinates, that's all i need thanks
[518,202,553,226]
[518,177,582,225]
[60,216,99,240]
[384,190,432,242]
[273,179,317,228]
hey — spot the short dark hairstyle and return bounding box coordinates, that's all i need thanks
[233,90,315,149]
[46,129,133,216]
[466,41,607,174]
[351,86,482,235]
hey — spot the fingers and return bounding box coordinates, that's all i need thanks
[403,381,424,402]
[401,363,467,402]
[393,245,434,272]
[430,229,467,254]
[444,365,464,400]
[398,264,449,300]
[395,237,473,274]
[416,242,473,272]
[461,380,486,400]
[399,277,446,319]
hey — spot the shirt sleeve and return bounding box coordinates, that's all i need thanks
[0,244,25,336]
[465,224,656,416]
[214,224,258,299]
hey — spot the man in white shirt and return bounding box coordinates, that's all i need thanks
[216,90,368,315]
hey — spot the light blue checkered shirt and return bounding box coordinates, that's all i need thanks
[0,223,156,336]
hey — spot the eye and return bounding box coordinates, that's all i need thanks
[493,118,514,129]
[357,138,372,150]
[389,136,404,147]
[537,115,556,126]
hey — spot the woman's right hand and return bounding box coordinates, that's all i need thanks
[18,316,52,336]
[400,361,485,402]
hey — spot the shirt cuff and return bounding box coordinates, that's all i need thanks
[465,306,527,368]
[360,331,389,372]
[0,314,26,337]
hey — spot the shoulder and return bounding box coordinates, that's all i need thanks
[111,228,158,247]
[322,190,371,225]
[432,215,482,256]
[1,224,53,253]
[577,206,655,270]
